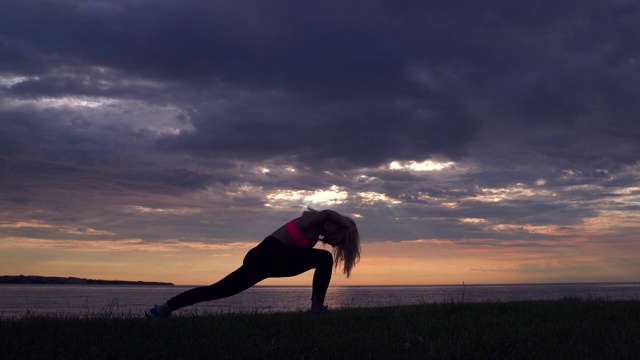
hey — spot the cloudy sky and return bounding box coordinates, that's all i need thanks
[1,0,639,286]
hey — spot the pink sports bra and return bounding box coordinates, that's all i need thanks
[285,218,318,248]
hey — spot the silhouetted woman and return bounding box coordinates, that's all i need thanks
[145,207,360,318]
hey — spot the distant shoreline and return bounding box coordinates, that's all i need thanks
[0,275,174,286]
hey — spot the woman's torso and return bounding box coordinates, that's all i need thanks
[270,217,321,248]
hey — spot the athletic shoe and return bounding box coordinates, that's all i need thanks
[145,305,170,319]
[307,305,329,316]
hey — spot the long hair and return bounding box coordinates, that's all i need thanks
[332,224,360,278]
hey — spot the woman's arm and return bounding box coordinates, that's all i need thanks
[300,209,353,229]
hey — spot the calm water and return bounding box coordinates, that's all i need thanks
[2,283,639,318]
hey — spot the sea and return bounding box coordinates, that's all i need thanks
[2,283,639,318]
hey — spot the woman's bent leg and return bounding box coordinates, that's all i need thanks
[309,250,334,304]
[266,248,334,304]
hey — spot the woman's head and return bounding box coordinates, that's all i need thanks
[306,207,361,277]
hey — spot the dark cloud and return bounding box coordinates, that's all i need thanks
[1,0,639,251]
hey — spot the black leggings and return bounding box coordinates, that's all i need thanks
[166,237,334,311]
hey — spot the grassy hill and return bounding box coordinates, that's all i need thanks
[2,299,639,359]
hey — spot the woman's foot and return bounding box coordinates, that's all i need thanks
[310,296,324,314]
[307,305,329,316]
[145,304,171,319]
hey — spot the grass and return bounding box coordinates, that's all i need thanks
[2,298,639,359]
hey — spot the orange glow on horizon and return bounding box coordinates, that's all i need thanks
[1,235,638,286]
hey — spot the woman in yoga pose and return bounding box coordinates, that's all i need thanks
[145,208,360,318]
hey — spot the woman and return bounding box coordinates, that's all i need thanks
[145,208,360,318]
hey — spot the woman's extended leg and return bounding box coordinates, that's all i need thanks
[166,265,264,311]
[161,237,283,312]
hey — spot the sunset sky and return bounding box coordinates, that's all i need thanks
[1,0,639,286]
